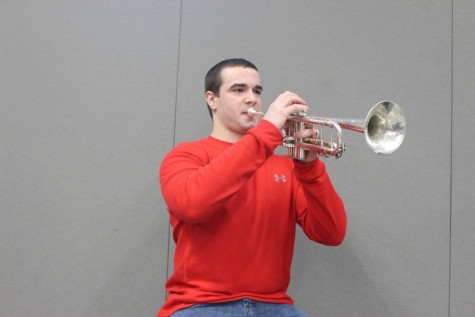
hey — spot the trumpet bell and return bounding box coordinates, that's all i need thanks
[364,101,406,155]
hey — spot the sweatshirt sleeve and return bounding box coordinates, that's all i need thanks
[159,120,282,223]
[293,159,347,246]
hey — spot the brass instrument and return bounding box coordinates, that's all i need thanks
[248,101,406,160]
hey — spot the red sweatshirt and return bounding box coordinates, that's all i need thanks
[158,120,346,317]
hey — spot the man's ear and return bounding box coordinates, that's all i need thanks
[205,91,217,112]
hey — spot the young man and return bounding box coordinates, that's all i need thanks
[158,58,347,317]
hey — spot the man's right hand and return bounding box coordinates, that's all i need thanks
[263,91,309,130]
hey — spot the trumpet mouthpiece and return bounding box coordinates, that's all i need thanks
[247,108,265,117]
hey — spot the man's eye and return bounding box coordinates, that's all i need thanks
[254,90,262,95]
[234,89,243,93]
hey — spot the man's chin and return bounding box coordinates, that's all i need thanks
[243,121,258,131]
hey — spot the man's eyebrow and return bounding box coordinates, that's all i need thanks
[229,83,263,91]
[229,83,248,89]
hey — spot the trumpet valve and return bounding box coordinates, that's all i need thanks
[283,136,296,148]
[289,111,307,118]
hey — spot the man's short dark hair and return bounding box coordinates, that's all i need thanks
[205,58,258,118]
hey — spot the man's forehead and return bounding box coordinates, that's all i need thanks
[220,66,261,84]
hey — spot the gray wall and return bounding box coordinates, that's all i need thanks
[1,1,473,316]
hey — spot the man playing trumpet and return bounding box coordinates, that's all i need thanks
[158,58,347,317]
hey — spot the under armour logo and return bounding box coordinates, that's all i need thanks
[274,174,286,182]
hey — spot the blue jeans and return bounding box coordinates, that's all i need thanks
[170,298,310,317]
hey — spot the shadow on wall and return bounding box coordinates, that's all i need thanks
[290,234,404,317]
[85,186,169,317]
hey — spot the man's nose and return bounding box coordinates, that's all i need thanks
[245,91,258,103]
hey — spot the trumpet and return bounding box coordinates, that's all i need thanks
[248,101,406,160]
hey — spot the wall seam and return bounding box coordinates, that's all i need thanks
[448,0,454,316]
[165,0,183,300]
